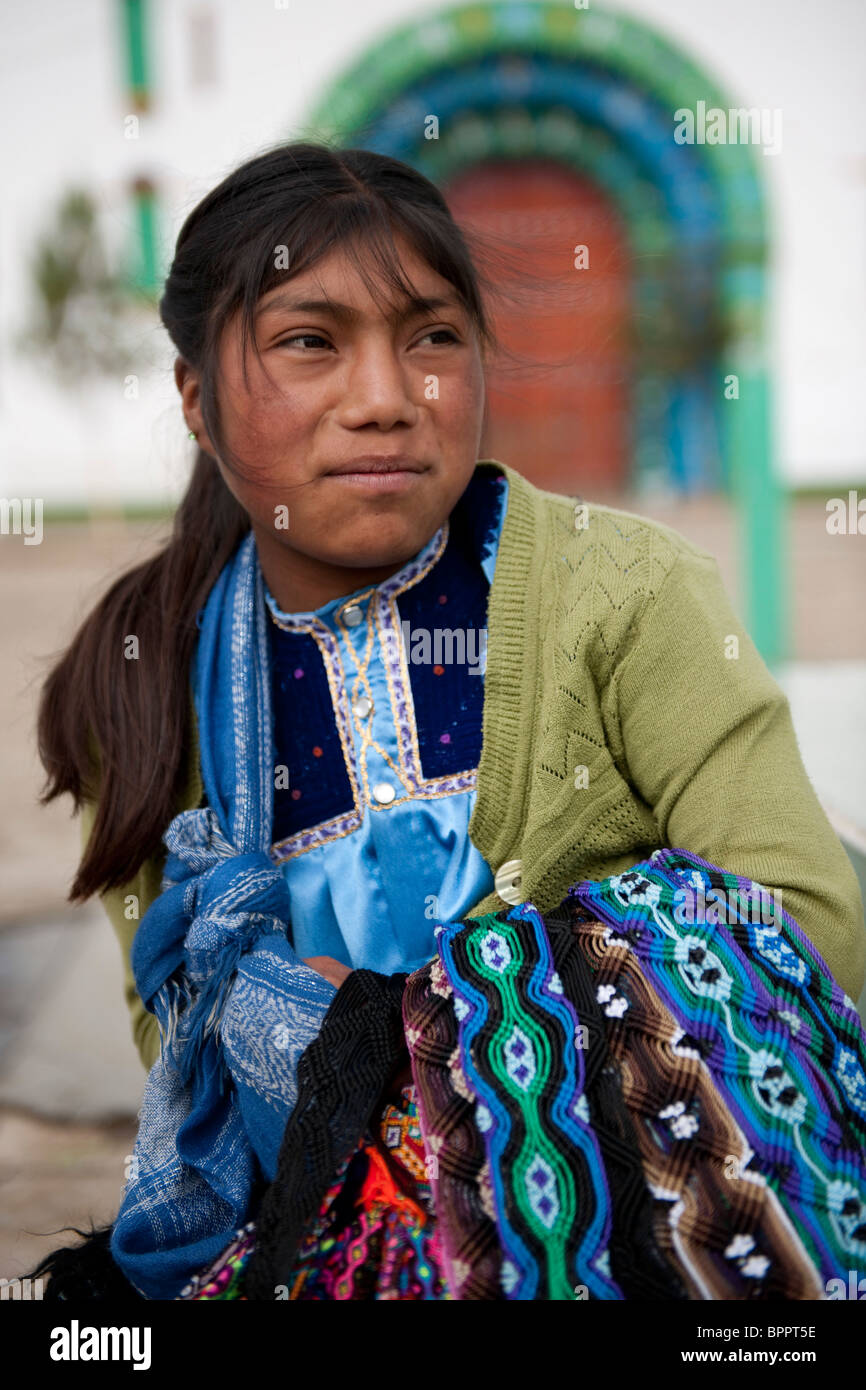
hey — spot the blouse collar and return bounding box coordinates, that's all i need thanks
[263,520,447,627]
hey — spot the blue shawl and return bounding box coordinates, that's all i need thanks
[110,531,337,1300]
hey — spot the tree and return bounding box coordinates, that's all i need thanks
[16,188,155,383]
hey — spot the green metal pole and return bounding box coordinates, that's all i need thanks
[132,178,158,296]
[725,357,787,671]
[121,0,149,110]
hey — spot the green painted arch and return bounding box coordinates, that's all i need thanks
[297,0,784,664]
[422,106,672,258]
[304,2,769,270]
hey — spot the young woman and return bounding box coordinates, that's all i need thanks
[35,142,866,1302]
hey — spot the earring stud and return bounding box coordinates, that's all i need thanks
[188,430,197,440]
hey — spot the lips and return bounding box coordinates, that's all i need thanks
[323,456,427,476]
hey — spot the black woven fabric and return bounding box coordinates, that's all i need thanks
[242,967,408,1301]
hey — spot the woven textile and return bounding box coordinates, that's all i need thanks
[404,900,685,1300]
[178,1084,448,1301]
[566,848,866,1296]
[178,849,866,1301]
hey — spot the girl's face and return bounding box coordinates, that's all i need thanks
[177,233,487,611]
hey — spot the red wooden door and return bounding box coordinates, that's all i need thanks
[445,159,630,495]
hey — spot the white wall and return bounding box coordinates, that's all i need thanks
[0,0,863,506]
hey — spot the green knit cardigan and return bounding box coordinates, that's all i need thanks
[80,460,866,1069]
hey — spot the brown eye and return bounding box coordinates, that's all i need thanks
[416,329,459,346]
[275,333,332,350]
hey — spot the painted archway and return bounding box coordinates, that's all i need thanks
[298,0,785,664]
[447,158,633,494]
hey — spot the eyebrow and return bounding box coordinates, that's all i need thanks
[255,290,463,325]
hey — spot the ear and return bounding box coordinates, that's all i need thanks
[174,357,215,456]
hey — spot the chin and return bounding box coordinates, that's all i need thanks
[344,516,432,563]
[346,542,420,572]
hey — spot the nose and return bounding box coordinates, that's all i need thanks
[334,336,420,432]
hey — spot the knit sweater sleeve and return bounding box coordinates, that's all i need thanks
[605,544,866,1000]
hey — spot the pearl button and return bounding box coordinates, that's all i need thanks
[343,605,364,627]
[353,695,373,718]
[494,858,524,905]
[372,782,396,804]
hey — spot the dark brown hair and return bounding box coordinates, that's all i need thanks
[36,140,514,901]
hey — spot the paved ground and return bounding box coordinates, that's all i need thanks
[0,498,864,1284]
[0,1108,137,1285]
